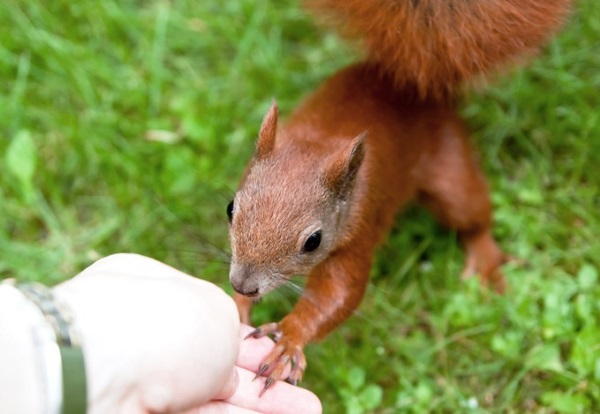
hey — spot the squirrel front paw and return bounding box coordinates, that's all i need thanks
[246,323,307,395]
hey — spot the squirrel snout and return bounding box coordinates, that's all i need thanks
[232,283,260,297]
[230,264,262,297]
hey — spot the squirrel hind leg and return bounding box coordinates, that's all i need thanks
[416,121,506,292]
[459,230,507,294]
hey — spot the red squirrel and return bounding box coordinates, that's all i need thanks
[226,0,573,393]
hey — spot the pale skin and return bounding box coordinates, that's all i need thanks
[0,254,321,414]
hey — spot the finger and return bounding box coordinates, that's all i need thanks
[223,367,322,414]
[191,400,261,414]
[237,324,276,370]
[237,325,291,379]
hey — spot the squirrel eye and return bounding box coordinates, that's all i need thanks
[226,200,234,223]
[303,230,322,253]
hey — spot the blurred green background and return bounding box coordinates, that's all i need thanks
[1,0,599,412]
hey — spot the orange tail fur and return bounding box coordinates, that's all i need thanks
[305,0,574,100]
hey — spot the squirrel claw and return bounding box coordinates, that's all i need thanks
[250,326,307,395]
[245,322,280,340]
[259,376,276,397]
[253,362,270,381]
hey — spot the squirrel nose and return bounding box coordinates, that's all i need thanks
[230,264,261,297]
[232,284,260,297]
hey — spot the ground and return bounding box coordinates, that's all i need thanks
[0,1,599,412]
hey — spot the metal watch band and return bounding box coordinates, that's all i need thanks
[8,280,87,414]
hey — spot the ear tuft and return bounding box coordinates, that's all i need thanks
[323,132,367,198]
[255,101,278,160]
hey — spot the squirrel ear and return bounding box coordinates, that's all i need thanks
[255,101,278,160]
[323,132,367,198]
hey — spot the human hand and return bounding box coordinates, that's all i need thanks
[54,253,321,414]
[53,253,241,414]
[195,324,322,413]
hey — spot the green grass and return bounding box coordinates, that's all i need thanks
[1,0,599,412]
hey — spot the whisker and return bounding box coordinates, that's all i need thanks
[152,248,231,267]
[266,274,383,325]
[254,272,394,329]
[182,232,232,261]
[285,281,305,296]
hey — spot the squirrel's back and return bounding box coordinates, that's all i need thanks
[305,0,574,100]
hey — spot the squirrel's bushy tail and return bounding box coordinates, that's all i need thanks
[304,0,574,100]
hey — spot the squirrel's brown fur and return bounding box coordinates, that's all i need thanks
[305,0,573,100]
[228,0,573,392]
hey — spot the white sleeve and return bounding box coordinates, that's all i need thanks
[0,283,61,414]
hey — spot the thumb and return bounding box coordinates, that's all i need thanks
[211,367,240,401]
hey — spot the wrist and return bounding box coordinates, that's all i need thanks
[0,281,87,414]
